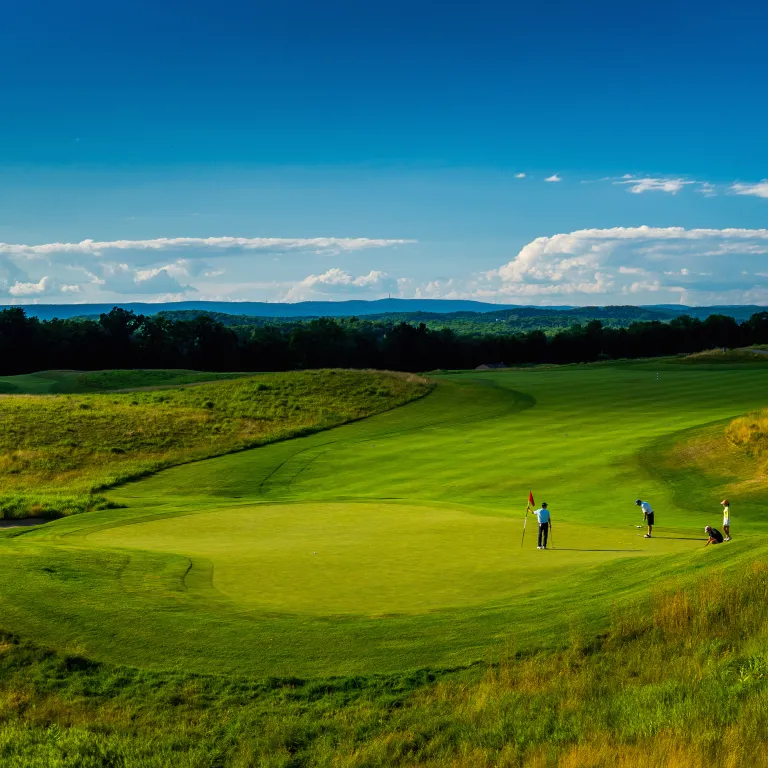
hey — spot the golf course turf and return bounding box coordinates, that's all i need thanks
[2,360,768,681]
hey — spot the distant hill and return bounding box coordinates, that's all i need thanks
[644,305,768,322]
[3,300,767,326]
[2,299,528,321]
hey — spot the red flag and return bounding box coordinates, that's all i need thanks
[528,491,535,510]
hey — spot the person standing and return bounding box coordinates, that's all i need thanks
[721,499,731,541]
[635,499,654,538]
[533,502,552,550]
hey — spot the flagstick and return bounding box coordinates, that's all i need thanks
[521,507,528,548]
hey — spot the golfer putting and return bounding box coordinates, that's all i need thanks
[635,499,654,538]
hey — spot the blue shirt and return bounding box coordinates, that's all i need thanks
[533,507,550,524]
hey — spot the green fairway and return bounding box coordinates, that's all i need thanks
[2,360,767,680]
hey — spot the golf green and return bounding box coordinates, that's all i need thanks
[3,361,768,677]
[86,502,691,615]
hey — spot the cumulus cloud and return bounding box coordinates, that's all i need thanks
[731,180,768,199]
[413,226,768,306]
[283,269,399,301]
[514,172,526,179]
[8,276,56,297]
[544,174,562,183]
[614,177,694,194]
[495,226,768,302]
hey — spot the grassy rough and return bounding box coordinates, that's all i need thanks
[0,369,249,395]
[671,348,768,365]
[0,370,430,518]
[0,560,765,767]
[726,408,768,457]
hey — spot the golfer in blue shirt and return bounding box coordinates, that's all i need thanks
[533,502,552,550]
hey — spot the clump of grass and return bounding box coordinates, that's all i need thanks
[0,370,430,518]
[676,348,768,364]
[0,560,766,766]
[726,409,768,456]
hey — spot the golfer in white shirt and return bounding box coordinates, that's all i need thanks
[635,499,654,538]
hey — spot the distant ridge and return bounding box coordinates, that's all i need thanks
[2,299,767,322]
[3,299,555,320]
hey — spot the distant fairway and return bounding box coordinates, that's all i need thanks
[3,360,768,677]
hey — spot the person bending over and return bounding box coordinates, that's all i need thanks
[704,525,724,546]
[635,499,654,538]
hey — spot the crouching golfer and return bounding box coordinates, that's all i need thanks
[705,525,724,546]
[533,502,552,550]
[635,499,654,538]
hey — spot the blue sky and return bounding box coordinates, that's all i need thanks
[2,0,767,306]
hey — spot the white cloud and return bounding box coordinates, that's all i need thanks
[283,269,399,302]
[0,234,415,302]
[9,276,56,297]
[514,172,526,179]
[415,226,768,306]
[544,174,561,183]
[0,236,414,258]
[614,177,694,194]
[731,180,768,199]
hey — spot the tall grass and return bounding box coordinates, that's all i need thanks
[0,560,766,766]
[726,408,768,456]
[0,370,430,518]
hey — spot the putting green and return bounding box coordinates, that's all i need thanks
[86,502,693,615]
[3,362,768,677]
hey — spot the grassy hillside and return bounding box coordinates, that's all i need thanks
[673,348,768,365]
[0,559,764,767]
[0,370,430,518]
[0,369,248,395]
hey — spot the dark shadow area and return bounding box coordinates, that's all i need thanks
[0,518,47,529]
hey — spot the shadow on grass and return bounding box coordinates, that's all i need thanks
[653,536,704,541]
[548,548,641,552]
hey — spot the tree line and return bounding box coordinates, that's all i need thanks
[2,307,768,376]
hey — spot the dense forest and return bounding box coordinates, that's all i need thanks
[3,306,768,375]
[156,305,678,337]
